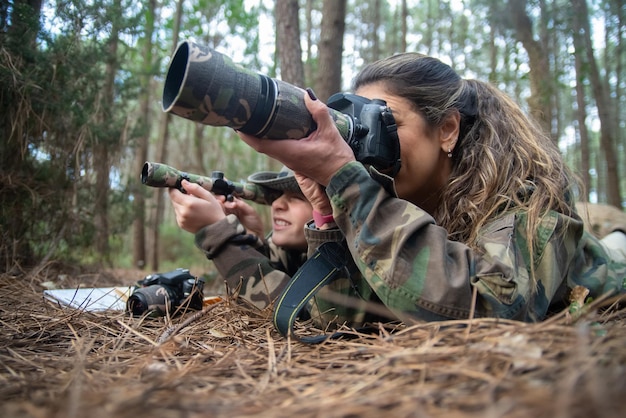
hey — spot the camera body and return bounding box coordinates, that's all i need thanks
[327,93,401,177]
[127,268,205,316]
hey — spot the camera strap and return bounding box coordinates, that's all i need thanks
[272,240,356,344]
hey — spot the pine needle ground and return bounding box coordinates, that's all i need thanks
[1,268,625,418]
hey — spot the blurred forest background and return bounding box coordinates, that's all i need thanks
[1,0,624,277]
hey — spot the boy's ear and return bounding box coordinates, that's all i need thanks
[439,111,460,153]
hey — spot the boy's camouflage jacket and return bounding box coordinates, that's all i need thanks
[194,214,308,308]
[314,162,626,324]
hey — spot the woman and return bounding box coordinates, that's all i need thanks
[238,53,626,322]
[169,167,316,309]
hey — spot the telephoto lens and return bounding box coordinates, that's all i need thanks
[161,40,401,176]
[162,40,351,140]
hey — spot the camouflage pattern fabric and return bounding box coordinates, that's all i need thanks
[194,164,626,329]
[313,162,626,324]
[194,214,308,308]
[163,41,353,141]
[194,214,361,328]
[142,162,279,205]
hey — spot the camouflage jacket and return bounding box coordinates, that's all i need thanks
[311,162,626,325]
[194,214,308,308]
[194,164,626,328]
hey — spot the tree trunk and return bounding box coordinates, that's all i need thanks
[6,0,42,50]
[400,0,408,53]
[610,0,624,204]
[0,0,43,267]
[571,15,591,203]
[573,54,591,202]
[151,0,183,271]
[132,0,156,270]
[93,142,110,262]
[276,0,304,87]
[275,0,305,174]
[315,0,346,102]
[507,0,553,137]
[371,0,381,62]
[424,0,434,55]
[304,0,314,87]
[487,1,498,84]
[571,0,622,208]
[94,0,122,264]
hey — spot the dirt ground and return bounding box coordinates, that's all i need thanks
[1,265,625,418]
[576,202,626,238]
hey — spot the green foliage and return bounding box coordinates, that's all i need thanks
[2,0,625,271]
[148,222,218,280]
[0,0,140,268]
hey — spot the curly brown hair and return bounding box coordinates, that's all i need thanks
[353,53,578,259]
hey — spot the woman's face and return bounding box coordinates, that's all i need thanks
[355,82,457,212]
[271,191,312,250]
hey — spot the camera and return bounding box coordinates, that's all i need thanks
[325,92,400,175]
[127,268,205,316]
[162,41,401,177]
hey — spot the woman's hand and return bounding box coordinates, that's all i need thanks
[295,173,332,215]
[236,90,356,187]
[168,180,227,233]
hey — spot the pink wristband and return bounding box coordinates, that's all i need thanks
[313,210,334,226]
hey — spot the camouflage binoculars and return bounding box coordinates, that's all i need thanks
[162,40,401,176]
[141,161,281,205]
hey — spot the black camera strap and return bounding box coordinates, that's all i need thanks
[272,240,356,344]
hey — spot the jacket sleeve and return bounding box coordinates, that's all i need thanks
[325,162,625,322]
[194,214,291,309]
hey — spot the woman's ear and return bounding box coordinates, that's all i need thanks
[439,111,461,153]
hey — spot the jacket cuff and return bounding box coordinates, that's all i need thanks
[304,220,345,258]
[195,214,263,259]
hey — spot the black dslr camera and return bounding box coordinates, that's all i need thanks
[126,268,205,316]
[326,92,401,177]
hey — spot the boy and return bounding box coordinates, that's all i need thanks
[168,167,313,308]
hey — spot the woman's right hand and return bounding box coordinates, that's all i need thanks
[236,90,356,187]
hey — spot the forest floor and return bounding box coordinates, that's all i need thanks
[1,265,625,418]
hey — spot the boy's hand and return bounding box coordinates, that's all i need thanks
[223,198,266,239]
[168,180,226,233]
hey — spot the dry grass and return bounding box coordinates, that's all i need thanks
[1,267,625,418]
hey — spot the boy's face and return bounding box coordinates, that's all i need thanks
[271,192,312,250]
